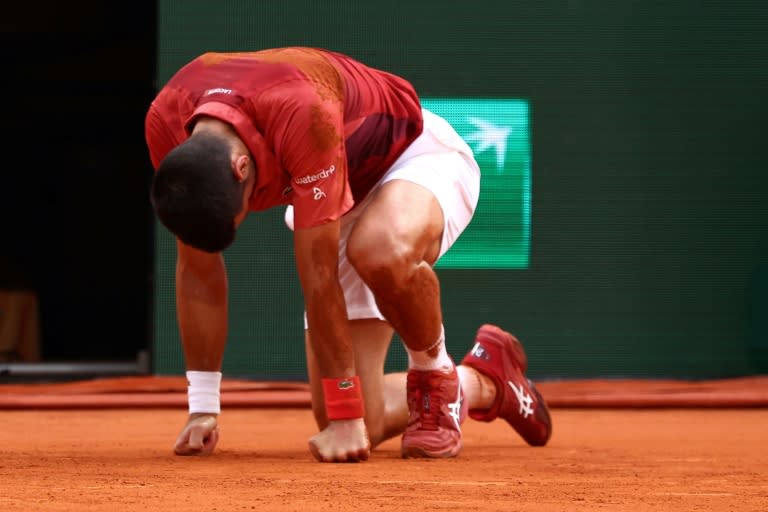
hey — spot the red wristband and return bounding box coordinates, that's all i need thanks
[322,376,365,420]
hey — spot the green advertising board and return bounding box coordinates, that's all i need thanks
[153,0,768,379]
[421,98,530,269]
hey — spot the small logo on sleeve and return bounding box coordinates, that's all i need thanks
[312,187,326,200]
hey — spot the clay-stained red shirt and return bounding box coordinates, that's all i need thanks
[145,47,423,229]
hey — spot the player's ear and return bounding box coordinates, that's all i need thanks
[232,153,250,183]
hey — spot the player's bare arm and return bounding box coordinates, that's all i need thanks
[175,240,229,369]
[293,220,371,462]
[173,239,229,455]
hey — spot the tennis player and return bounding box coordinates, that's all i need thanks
[145,47,551,462]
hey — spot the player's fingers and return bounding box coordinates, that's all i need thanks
[174,416,218,456]
[187,426,206,451]
[174,444,195,456]
[199,427,219,456]
[308,424,369,463]
[331,448,368,463]
[309,444,341,462]
[333,451,354,463]
[308,439,346,463]
[188,416,218,450]
[343,443,369,463]
[308,439,323,462]
[173,428,194,456]
[174,439,198,456]
[308,434,370,462]
[195,417,218,456]
[174,430,205,456]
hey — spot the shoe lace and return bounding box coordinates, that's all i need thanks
[408,371,444,431]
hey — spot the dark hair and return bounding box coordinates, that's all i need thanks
[150,133,242,253]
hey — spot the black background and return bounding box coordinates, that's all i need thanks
[1,2,156,361]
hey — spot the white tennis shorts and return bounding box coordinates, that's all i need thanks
[288,109,481,326]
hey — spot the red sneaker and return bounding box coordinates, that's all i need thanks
[461,324,552,446]
[401,364,468,458]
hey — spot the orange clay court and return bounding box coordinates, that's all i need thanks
[1,376,767,511]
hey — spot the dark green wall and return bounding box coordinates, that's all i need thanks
[153,1,768,379]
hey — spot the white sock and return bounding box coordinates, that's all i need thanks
[406,325,454,373]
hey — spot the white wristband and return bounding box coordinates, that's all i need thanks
[186,371,222,414]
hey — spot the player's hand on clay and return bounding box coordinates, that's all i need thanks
[308,418,371,462]
[174,413,220,456]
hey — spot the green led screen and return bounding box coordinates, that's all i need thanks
[421,98,530,269]
[153,1,768,379]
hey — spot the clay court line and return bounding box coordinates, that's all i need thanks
[273,479,510,486]
[654,492,733,497]
[360,480,509,486]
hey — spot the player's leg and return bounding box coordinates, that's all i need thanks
[294,108,551,453]
[345,111,481,458]
[373,326,554,449]
[459,324,553,446]
[305,318,409,449]
[292,201,410,452]
[348,177,470,459]
[306,314,551,449]
[305,319,500,447]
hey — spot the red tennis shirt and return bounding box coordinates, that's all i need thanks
[145,47,423,229]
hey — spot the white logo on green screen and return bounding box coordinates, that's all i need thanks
[420,98,531,269]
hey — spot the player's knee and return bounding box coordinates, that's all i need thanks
[347,230,411,290]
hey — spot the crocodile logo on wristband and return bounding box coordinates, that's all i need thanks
[338,379,354,390]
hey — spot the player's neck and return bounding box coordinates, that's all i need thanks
[191,117,235,138]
